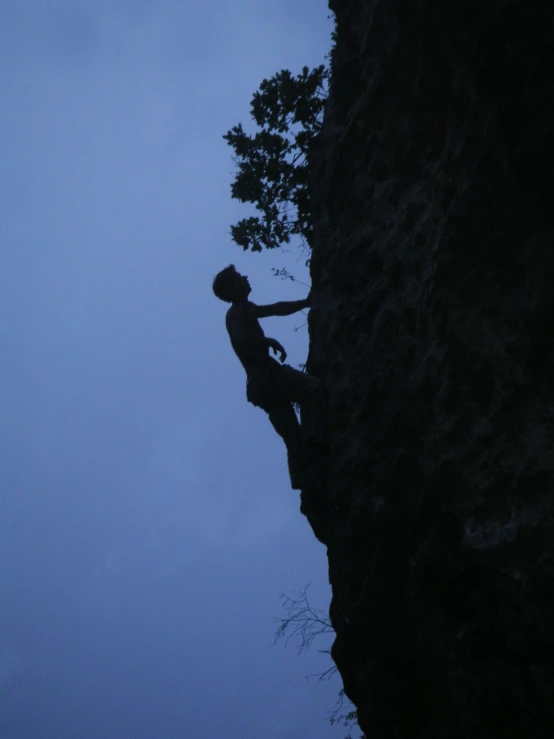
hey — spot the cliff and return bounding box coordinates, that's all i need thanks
[302,1,554,737]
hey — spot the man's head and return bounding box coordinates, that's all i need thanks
[212,264,251,303]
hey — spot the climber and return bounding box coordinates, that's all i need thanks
[212,264,324,489]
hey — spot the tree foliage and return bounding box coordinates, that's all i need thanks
[223,65,328,253]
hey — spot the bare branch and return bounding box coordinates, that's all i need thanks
[273,583,363,738]
[306,663,338,683]
[273,584,334,655]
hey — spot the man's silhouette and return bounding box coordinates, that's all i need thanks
[213,264,323,489]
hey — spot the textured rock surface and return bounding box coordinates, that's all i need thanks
[302,1,554,737]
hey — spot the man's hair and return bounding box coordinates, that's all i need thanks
[212,264,238,302]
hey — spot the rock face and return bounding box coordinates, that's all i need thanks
[302,1,554,736]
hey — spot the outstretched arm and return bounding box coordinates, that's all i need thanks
[254,294,310,318]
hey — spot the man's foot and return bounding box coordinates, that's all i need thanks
[287,446,322,489]
[287,450,314,490]
[300,385,327,450]
[301,434,326,454]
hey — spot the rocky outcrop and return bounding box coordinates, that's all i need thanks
[302,1,554,737]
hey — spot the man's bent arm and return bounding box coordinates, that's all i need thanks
[228,317,268,349]
[228,319,287,361]
[255,298,308,318]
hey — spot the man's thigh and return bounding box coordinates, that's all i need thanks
[277,364,321,403]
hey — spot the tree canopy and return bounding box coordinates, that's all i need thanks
[223,65,328,253]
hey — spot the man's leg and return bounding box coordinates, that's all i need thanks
[267,402,302,450]
[276,365,326,448]
[266,403,306,489]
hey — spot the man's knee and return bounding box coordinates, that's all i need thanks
[278,365,322,401]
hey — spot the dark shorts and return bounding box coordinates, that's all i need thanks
[246,360,320,413]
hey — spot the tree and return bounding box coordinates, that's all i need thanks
[223,65,328,253]
[274,584,335,660]
[274,585,363,739]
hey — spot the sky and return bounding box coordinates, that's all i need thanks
[0,1,343,738]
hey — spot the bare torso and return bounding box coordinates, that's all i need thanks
[225,302,271,374]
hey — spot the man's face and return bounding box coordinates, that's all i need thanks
[232,272,251,299]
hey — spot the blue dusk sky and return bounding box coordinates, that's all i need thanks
[0,2,343,738]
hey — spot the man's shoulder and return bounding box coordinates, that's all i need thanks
[226,301,256,320]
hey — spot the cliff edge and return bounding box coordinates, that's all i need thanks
[303,1,554,737]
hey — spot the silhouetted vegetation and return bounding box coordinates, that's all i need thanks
[224,65,328,253]
[274,585,362,739]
